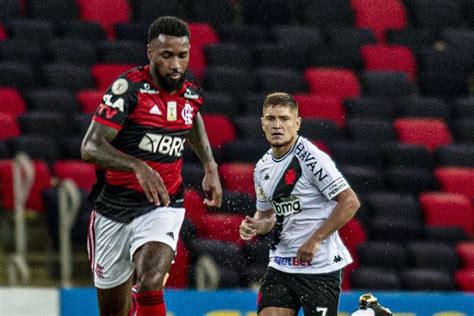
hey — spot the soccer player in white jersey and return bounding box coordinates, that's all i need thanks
[239,92,360,316]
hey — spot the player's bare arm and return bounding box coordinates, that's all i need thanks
[81,121,170,206]
[297,188,360,262]
[239,209,276,240]
[186,112,222,207]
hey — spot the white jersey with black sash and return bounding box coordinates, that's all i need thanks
[254,136,353,274]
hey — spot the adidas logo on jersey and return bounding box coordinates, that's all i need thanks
[149,104,162,115]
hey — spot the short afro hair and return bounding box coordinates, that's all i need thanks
[147,16,190,43]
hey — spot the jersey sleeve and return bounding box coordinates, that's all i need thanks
[254,165,272,212]
[92,77,137,130]
[307,144,350,200]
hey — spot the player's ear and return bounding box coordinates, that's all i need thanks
[296,116,301,131]
[146,44,153,62]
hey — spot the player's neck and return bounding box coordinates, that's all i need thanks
[149,67,178,95]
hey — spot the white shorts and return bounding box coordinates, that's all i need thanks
[87,206,185,289]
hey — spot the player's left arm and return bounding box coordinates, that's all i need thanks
[297,188,360,262]
[186,112,222,208]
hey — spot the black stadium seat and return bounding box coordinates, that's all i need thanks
[60,21,107,42]
[204,43,254,69]
[42,63,94,92]
[48,39,97,65]
[0,40,45,65]
[98,40,146,65]
[255,67,307,94]
[24,89,80,114]
[0,62,37,89]
[351,267,402,290]
[26,0,78,21]
[201,92,240,116]
[8,135,60,165]
[343,97,394,120]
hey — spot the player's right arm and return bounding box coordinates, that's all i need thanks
[81,120,169,206]
[239,209,275,240]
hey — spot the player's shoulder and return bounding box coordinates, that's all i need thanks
[181,80,204,102]
[256,149,272,169]
[107,66,145,96]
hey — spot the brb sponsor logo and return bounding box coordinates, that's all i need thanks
[274,256,311,266]
[138,133,185,157]
[271,195,301,216]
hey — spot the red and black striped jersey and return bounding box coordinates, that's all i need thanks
[91,65,203,222]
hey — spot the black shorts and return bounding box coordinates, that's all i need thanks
[257,267,342,316]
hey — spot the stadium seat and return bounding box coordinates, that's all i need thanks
[361,71,415,98]
[0,88,26,117]
[457,242,474,269]
[407,241,459,272]
[345,119,397,145]
[200,92,239,116]
[434,167,474,199]
[241,235,272,286]
[298,0,354,27]
[0,113,20,140]
[343,97,394,120]
[425,227,469,245]
[76,90,103,114]
[232,116,264,141]
[452,97,474,119]
[351,267,402,290]
[75,0,131,39]
[441,29,474,56]
[98,40,146,65]
[436,144,474,167]
[188,23,219,80]
[329,142,383,169]
[132,0,185,23]
[386,28,436,52]
[198,213,244,246]
[455,269,474,292]
[204,43,253,69]
[26,0,78,21]
[186,0,234,26]
[240,0,292,26]
[381,143,433,169]
[203,66,255,95]
[0,40,46,65]
[222,140,268,163]
[339,218,367,266]
[24,89,79,114]
[358,241,409,270]
[339,166,385,194]
[201,114,236,147]
[74,113,93,137]
[255,67,307,94]
[453,119,474,143]
[7,135,60,166]
[59,136,83,160]
[366,191,422,221]
[210,190,255,216]
[0,159,52,212]
[183,189,207,227]
[304,68,360,100]
[361,45,417,81]
[18,112,73,141]
[113,22,148,44]
[385,166,434,194]
[5,19,55,43]
[294,95,345,127]
[394,96,450,119]
[299,119,343,143]
[463,0,474,28]
[350,0,407,42]
[0,0,20,20]
[42,63,94,92]
[48,39,97,66]
[166,240,189,288]
[394,118,452,151]
[216,24,266,46]
[403,0,464,31]
[60,21,107,42]
[91,64,134,91]
[369,216,424,243]
[239,93,265,116]
[400,268,456,291]
[272,25,324,51]
[253,43,308,70]
[419,192,474,236]
[219,162,255,197]
[53,160,96,192]
[0,62,37,89]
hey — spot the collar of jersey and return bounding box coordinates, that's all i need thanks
[271,136,300,163]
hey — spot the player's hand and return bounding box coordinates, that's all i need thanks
[296,238,321,262]
[134,161,169,206]
[202,168,222,208]
[239,216,258,240]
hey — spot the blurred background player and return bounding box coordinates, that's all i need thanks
[239,92,360,316]
[351,293,393,316]
[81,16,222,316]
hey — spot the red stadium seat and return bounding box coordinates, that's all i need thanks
[457,242,474,269]
[91,64,135,91]
[0,113,21,140]
[351,0,408,42]
[201,114,236,147]
[455,269,474,292]
[339,218,367,290]
[188,23,219,80]
[419,192,474,236]
[0,23,7,40]
[198,213,244,246]
[295,94,346,127]
[361,45,417,81]
[0,87,27,117]
[184,189,207,227]
[435,167,474,199]
[75,0,130,39]
[166,240,189,288]
[53,160,96,192]
[219,162,255,197]
[0,160,51,212]
[304,68,360,101]
[394,118,452,151]
[76,90,103,114]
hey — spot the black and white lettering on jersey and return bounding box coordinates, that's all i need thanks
[294,141,328,182]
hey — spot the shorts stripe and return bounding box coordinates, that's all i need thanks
[87,210,97,273]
